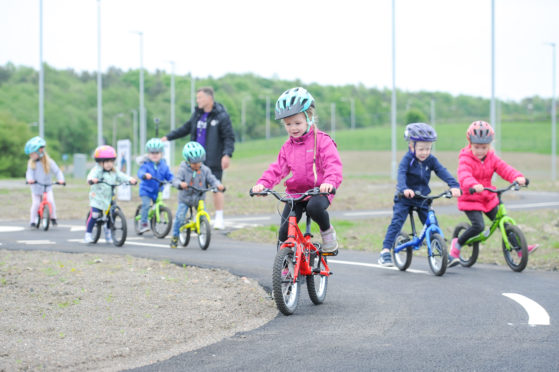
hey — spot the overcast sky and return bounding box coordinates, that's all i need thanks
[1,0,558,101]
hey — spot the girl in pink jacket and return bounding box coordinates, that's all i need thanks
[251,87,343,253]
[449,121,537,261]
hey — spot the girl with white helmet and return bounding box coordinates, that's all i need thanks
[251,87,343,253]
[25,136,65,227]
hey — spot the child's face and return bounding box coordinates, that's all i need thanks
[283,113,308,138]
[29,152,39,161]
[189,162,201,171]
[102,160,115,171]
[148,152,162,163]
[410,141,432,161]
[471,143,491,160]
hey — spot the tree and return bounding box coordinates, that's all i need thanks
[0,111,33,177]
[404,108,428,124]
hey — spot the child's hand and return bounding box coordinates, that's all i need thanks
[252,184,265,193]
[91,178,99,184]
[450,188,461,198]
[472,184,484,193]
[26,180,35,184]
[515,177,526,186]
[319,183,334,193]
[403,189,415,198]
[144,173,152,180]
[217,184,225,191]
[180,182,188,190]
[129,178,137,185]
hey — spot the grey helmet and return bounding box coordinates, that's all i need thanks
[275,87,315,120]
[404,123,437,142]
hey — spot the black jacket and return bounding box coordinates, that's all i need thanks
[165,102,235,169]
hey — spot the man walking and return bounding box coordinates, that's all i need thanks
[162,87,235,229]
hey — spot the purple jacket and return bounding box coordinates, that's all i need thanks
[257,126,343,202]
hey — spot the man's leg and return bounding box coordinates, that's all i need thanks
[210,167,225,229]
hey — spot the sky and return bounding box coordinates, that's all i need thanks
[1,0,559,101]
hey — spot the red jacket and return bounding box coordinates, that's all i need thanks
[457,147,523,212]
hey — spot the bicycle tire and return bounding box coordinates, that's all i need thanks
[428,233,447,276]
[151,206,173,239]
[392,232,412,271]
[502,224,528,272]
[272,247,300,315]
[306,248,328,305]
[453,222,479,267]
[111,208,127,247]
[85,211,101,243]
[197,216,211,250]
[39,207,50,231]
[179,226,191,247]
[133,205,143,235]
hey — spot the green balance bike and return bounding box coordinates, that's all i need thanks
[134,177,173,238]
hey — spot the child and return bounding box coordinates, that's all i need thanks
[85,145,137,244]
[449,120,538,261]
[137,138,174,233]
[251,87,343,253]
[25,136,65,227]
[378,123,461,267]
[170,142,224,248]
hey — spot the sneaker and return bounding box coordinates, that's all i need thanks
[104,227,113,243]
[213,219,225,230]
[320,226,338,253]
[377,251,393,267]
[518,244,539,258]
[170,236,178,249]
[84,232,94,244]
[448,238,461,268]
[50,219,57,226]
[30,222,37,228]
[139,222,150,233]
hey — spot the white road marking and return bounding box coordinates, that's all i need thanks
[0,226,25,232]
[227,216,272,222]
[17,240,56,245]
[342,210,392,217]
[508,201,559,209]
[330,259,429,275]
[502,293,550,326]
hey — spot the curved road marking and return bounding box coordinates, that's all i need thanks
[502,293,550,326]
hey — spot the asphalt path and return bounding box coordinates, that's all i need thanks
[1,190,558,371]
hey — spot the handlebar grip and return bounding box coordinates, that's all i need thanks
[330,187,336,195]
[88,180,94,185]
[525,178,530,186]
[469,188,476,194]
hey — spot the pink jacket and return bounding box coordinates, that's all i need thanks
[457,147,523,212]
[257,126,343,203]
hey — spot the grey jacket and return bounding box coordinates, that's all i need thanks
[172,162,221,206]
[26,158,65,194]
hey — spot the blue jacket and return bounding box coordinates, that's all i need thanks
[137,156,174,200]
[395,150,459,203]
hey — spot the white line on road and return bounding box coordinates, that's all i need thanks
[228,216,272,222]
[0,226,25,232]
[342,210,392,217]
[502,293,550,326]
[67,239,170,249]
[17,240,56,245]
[508,201,559,209]
[330,259,429,275]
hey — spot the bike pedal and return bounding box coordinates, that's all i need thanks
[321,250,338,256]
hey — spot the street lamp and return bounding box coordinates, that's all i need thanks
[96,0,103,147]
[259,95,271,139]
[330,102,336,140]
[39,0,44,138]
[341,97,355,130]
[241,97,251,142]
[112,113,124,147]
[130,109,138,157]
[168,61,176,166]
[546,42,557,181]
[391,0,397,180]
[131,31,146,152]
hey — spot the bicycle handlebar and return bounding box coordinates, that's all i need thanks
[88,178,136,187]
[142,176,171,185]
[249,187,336,202]
[178,184,226,193]
[468,179,529,195]
[397,190,453,200]
[26,181,66,186]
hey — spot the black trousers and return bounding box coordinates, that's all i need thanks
[457,206,499,245]
[278,195,330,243]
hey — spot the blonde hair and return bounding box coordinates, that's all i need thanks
[28,152,51,174]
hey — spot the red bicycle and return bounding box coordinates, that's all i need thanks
[250,187,336,315]
[26,181,65,231]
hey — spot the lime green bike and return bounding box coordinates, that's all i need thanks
[452,181,529,272]
[134,178,173,238]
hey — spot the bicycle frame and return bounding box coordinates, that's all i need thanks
[38,187,52,219]
[179,199,211,234]
[394,208,444,256]
[135,179,169,223]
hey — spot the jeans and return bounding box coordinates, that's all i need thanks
[140,196,154,223]
[278,195,330,243]
[382,199,428,250]
[172,202,190,237]
[457,206,499,245]
[86,207,107,233]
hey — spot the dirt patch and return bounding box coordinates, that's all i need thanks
[0,250,277,371]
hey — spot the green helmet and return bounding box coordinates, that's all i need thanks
[182,141,206,163]
[145,138,164,153]
[275,87,315,120]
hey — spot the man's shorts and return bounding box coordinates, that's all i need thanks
[209,167,223,182]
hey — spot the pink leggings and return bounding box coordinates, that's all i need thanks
[30,191,56,224]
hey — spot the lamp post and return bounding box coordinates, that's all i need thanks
[39,0,44,138]
[130,109,138,157]
[96,0,103,146]
[391,0,397,180]
[168,61,176,166]
[330,102,336,140]
[259,95,271,139]
[190,72,195,114]
[112,113,124,147]
[241,97,251,142]
[131,31,146,152]
[490,0,498,154]
[341,97,355,130]
[547,42,557,181]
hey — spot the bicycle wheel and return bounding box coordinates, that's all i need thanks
[111,208,127,247]
[39,207,50,231]
[453,222,479,267]
[133,205,143,235]
[85,211,101,243]
[428,233,447,276]
[306,248,328,305]
[272,247,300,315]
[151,206,173,239]
[197,216,211,250]
[179,226,191,247]
[502,224,528,272]
[392,232,412,271]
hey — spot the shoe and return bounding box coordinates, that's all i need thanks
[139,222,150,233]
[213,219,225,230]
[50,219,57,226]
[320,226,338,253]
[447,238,461,268]
[518,244,539,258]
[104,228,113,243]
[170,236,178,249]
[30,222,37,228]
[378,251,393,267]
[84,232,94,244]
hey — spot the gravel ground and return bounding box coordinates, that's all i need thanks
[0,249,277,371]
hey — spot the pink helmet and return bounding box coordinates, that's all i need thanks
[467,121,494,144]
[94,145,117,162]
